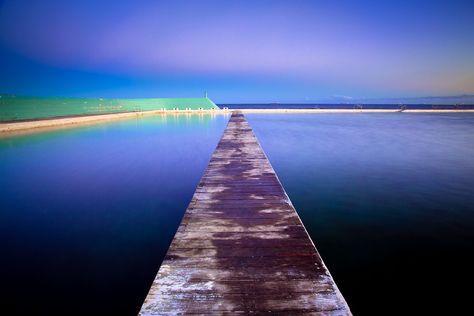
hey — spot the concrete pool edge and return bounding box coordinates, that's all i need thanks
[235,109,474,113]
[2,108,473,134]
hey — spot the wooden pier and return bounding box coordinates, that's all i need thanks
[139,112,350,315]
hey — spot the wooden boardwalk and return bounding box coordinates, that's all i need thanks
[139,112,350,315]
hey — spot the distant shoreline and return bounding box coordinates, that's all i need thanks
[2,108,474,135]
[218,104,474,110]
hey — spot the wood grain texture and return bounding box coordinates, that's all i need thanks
[139,112,351,315]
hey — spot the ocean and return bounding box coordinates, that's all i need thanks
[219,103,474,109]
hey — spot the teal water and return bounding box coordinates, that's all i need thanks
[247,113,474,315]
[0,114,228,315]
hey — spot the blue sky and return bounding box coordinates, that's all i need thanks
[0,0,473,102]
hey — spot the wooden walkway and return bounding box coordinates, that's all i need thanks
[139,112,350,315]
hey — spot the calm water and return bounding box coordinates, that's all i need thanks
[0,114,228,315]
[2,113,474,315]
[247,113,474,315]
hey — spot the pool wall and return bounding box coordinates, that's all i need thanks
[0,95,219,122]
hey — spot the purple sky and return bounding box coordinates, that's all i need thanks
[0,0,473,102]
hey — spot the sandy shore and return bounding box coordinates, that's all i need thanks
[1,108,473,135]
[234,108,474,114]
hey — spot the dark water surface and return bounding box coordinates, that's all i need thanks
[2,112,473,315]
[246,113,474,315]
[219,103,474,109]
[0,114,228,315]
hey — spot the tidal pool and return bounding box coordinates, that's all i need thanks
[2,112,473,315]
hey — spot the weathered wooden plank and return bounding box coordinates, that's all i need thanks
[161,255,323,270]
[146,265,332,283]
[169,236,313,250]
[166,246,319,258]
[139,112,351,315]
[172,229,311,241]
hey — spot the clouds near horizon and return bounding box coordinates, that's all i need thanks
[0,0,473,101]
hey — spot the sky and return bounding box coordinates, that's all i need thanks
[0,0,473,103]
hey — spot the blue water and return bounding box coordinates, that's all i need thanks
[246,113,474,315]
[0,114,228,315]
